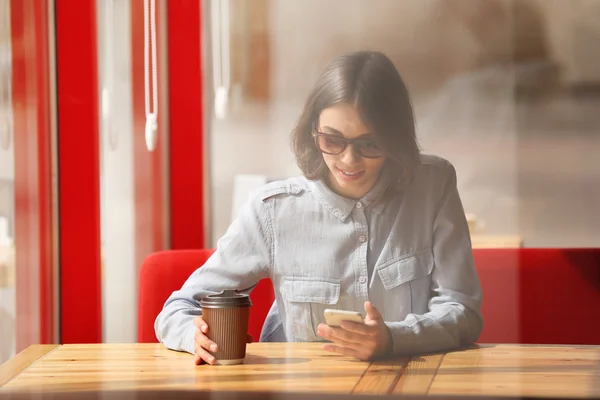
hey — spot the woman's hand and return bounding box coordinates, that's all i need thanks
[192,316,253,365]
[317,301,392,361]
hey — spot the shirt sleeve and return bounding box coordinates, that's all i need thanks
[154,190,274,355]
[386,161,483,355]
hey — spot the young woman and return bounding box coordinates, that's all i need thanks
[155,50,483,365]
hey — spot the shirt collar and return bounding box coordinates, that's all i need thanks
[307,169,398,222]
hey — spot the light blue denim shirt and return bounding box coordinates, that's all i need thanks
[155,154,483,356]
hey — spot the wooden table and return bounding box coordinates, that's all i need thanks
[470,234,523,248]
[1,343,599,398]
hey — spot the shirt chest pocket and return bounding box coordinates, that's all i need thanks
[281,277,340,342]
[376,249,434,317]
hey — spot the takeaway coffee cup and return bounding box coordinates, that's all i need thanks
[197,289,252,365]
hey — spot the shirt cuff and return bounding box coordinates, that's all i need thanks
[182,323,197,355]
[385,321,416,356]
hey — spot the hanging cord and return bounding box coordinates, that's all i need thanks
[102,0,117,151]
[212,0,230,120]
[144,0,158,151]
[0,0,12,151]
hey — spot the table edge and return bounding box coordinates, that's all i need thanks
[0,344,60,387]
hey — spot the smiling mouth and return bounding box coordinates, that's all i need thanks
[337,168,365,180]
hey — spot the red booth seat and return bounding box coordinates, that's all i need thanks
[138,248,600,346]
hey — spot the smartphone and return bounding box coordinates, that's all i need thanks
[324,309,364,327]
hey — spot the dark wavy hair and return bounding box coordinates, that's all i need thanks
[291,51,421,192]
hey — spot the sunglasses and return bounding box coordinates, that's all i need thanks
[312,131,384,159]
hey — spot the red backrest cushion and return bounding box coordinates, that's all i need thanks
[474,248,600,344]
[138,249,275,343]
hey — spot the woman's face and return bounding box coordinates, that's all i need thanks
[317,103,386,199]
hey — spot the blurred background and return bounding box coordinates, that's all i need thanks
[208,0,600,248]
[1,0,599,364]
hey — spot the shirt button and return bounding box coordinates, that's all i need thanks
[358,235,366,243]
[356,202,363,209]
[359,276,367,284]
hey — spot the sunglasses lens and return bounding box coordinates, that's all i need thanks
[356,140,384,158]
[316,135,346,154]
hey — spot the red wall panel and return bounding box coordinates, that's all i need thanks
[56,0,102,343]
[167,0,206,250]
[11,0,56,348]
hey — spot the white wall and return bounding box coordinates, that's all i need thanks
[0,132,13,181]
[0,0,15,364]
[98,0,137,343]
